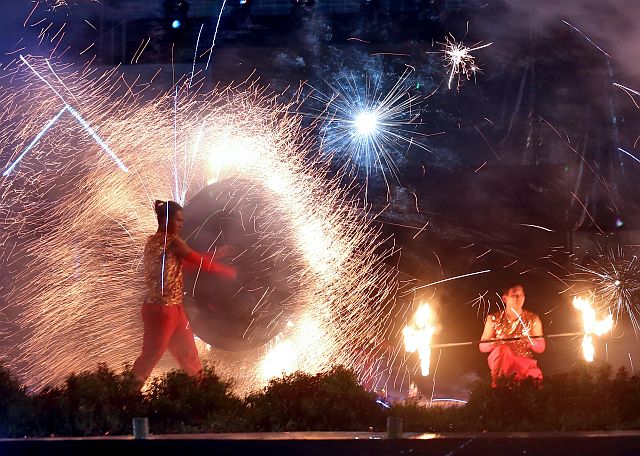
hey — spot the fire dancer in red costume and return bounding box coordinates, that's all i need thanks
[479,283,545,385]
[132,200,236,384]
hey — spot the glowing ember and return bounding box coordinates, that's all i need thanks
[573,296,613,362]
[403,303,436,376]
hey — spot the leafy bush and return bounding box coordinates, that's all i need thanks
[394,364,640,432]
[145,363,244,433]
[246,366,385,431]
[2,362,640,437]
[391,402,462,432]
[30,363,144,436]
[0,363,32,437]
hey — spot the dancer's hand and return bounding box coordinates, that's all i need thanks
[215,263,237,280]
[172,238,237,279]
[213,245,236,259]
[183,251,236,279]
[528,337,546,353]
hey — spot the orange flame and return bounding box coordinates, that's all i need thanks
[403,303,436,376]
[572,296,613,362]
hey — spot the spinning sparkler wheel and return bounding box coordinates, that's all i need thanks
[182,177,305,351]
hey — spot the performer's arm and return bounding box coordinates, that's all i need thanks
[529,315,545,353]
[479,318,496,353]
[170,237,237,279]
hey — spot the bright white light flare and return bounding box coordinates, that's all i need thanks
[261,338,296,381]
[354,111,378,137]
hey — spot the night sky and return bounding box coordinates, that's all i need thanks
[2,0,640,398]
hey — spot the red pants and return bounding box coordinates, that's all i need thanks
[488,345,542,386]
[132,303,202,382]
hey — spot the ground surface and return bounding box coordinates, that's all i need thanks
[2,431,640,455]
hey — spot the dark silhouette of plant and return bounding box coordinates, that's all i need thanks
[145,363,244,433]
[2,362,640,437]
[0,363,32,437]
[246,366,385,431]
[30,363,144,436]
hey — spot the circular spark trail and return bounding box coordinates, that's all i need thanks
[0,57,400,392]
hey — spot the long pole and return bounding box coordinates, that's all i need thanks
[430,332,582,349]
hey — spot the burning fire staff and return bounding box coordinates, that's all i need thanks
[479,283,545,385]
[406,283,613,387]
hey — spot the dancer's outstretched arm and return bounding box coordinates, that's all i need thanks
[170,237,237,279]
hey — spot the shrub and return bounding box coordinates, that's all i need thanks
[2,362,640,436]
[31,363,144,436]
[246,366,385,431]
[0,363,32,437]
[395,364,640,432]
[146,363,244,433]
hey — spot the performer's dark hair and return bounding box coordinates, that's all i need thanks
[154,200,183,225]
[501,282,525,296]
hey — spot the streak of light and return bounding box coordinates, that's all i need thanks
[12,55,127,172]
[508,307,534,346]
[518,223,554,232]
[413,269,491,291]
[618,147,640,166]
[204,0,227,71]
[189,24,204,87]
[2,106,67,176]
[562,20,612,59]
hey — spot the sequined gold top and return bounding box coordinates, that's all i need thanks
[488,309,538,358]
[143,232,183,306]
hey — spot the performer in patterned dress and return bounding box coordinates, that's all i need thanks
[479,283,545,385]
[132,200,236,383]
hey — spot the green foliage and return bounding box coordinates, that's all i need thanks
[393,363,640,432]
[2,362,640,437]
[31,363,145,436]
[246,365,385,431]
[145,363,244,433]
[0,363,32,437]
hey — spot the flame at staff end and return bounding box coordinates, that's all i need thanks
[572,296,613,362]
[403,303,437,376]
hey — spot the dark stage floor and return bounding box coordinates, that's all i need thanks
[2,431,640,456]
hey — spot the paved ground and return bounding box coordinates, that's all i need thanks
[2,431,640,455]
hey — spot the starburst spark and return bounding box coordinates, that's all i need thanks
[572,246,640,333]
[0,57,401,393]
[313,71,439,188]
[441,35,492,90]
